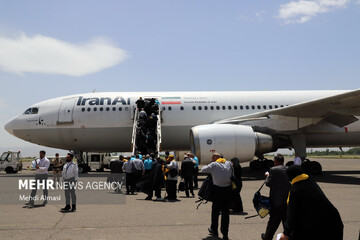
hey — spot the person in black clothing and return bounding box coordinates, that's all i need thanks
[262,154,291,240]
[135,97,145,110]
[181,156,196,197]
[110,155,124,173]
[279,165,343,240]
[137,161,164,200]
[230,158,243,212]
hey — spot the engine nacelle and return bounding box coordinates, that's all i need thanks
[190,124,277,164]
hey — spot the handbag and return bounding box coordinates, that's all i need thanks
[246,181,271,219]
[195,175,214,209]
[178,180,185,192]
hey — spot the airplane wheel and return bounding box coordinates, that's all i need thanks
[5,167,14,174]
[286,161,294,167]
[253,160,263,170]
[263,160,274,170]
[310,161,322,175]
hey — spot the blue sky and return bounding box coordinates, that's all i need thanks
[0,0,359,156]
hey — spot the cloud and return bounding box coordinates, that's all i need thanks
[277,0,350,23]
[0,33,128,76]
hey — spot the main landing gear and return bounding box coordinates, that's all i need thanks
[286,159,322,175]
[249,156,274,171]
[250,156,322,175]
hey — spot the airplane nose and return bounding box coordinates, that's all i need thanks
[4,120,14,135]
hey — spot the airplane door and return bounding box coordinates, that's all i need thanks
[58,98,76,123]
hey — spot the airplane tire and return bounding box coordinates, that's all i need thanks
[5,167,14,174]
[286,161,294,167]
[263,159,274,170]
[310,161,322,175]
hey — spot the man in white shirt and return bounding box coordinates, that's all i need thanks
[201,152,232,240]
[61,153,78,212]
[26,150,50,208]
[293,153,302,166]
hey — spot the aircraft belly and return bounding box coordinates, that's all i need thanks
[306,132,360,147]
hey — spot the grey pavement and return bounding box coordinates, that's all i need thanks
[0,158,359,240]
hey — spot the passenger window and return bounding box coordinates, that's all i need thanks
[100,107,103,111]
[240,106,243,110]
[251,105,255,110]
[257,105,261,110]
[216,106,220,110]
[198,106,202,110]
[222,106,226,110]
[168,106,172,111]
[204,106,208,110]
[87,108,91,112]
[263,105,267,109]
[112,107,116,111]
[162,107,166,111]
[94,108,97,112]
[119,107,122,111]
[280,105,284,108]
[180,106,184,110]
[81,108,85,112]
[246,106,249,110]
[106,107,110,111]
[274,105,278,108]
[210,106,214,110]
[125,107,129,111]
[192,106,196,110]
[269,105,273,109]
[234,106,237,110]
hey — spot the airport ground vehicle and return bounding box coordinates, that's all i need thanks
[0,151,22,174]
[77,152,118,173]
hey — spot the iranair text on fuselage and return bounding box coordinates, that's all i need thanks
[76,96,130,106]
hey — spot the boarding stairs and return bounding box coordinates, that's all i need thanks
[131,101,162,157]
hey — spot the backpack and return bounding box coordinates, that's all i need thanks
[195,175,214,209]
[246,181,271,219]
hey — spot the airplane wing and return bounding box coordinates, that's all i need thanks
[215,88,360,128]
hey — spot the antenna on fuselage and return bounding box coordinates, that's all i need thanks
[92,89,96,93]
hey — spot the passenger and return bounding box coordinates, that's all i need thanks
[61,153,78,212]
[144,155,153,175]
[261,154,291,240]
[201,153,232,240]
[188,153,199,189]
[165,155,179,201]
[146,131,157,154]
[181,155,196,197]
[293,153,302,166]
[133,155,145,189]
[122,157,136,195]
[139,159,164,201]
[52,153,63,184]
[110,155,125,193]
[26,150,50,208]
[229,158,243,213]
[111,155,124,173]
[135,97,145,110]
[279,165,343,240]
[139,108,147,119]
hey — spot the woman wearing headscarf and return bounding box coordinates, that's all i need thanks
[280,165,343,240]
[230,158,243,212]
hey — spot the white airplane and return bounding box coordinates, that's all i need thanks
[4,89,360,173]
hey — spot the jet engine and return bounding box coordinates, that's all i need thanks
[190,124,277,164]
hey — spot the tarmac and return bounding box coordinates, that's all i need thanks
[0,158,359,240]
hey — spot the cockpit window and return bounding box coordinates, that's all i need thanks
[24,108,39,115]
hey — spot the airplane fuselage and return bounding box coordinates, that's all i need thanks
[5,90,360,155]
